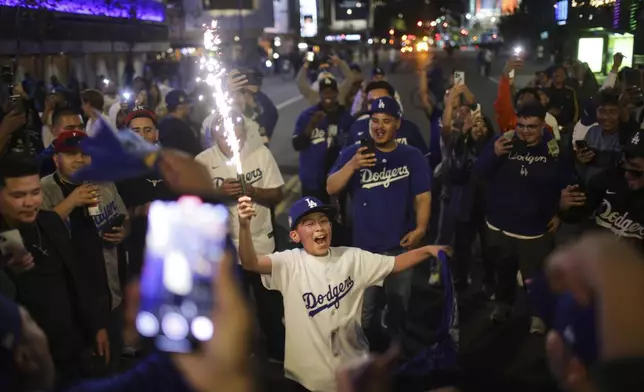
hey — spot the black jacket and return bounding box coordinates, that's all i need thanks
[561,167,644,249]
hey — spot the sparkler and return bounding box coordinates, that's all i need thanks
[200,20,246,194]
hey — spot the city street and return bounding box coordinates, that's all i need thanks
[258,50,558,391]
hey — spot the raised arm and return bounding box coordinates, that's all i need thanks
[237,196,273,274]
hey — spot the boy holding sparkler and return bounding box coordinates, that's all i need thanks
[236,195,449,391]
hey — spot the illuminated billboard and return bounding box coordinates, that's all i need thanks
[300,0,319,38]
[0,0,165,22]
[555,0,569,25]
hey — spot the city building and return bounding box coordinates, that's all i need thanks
[0,0,168,88]
[557,0,642,73]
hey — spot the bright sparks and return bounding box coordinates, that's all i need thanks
[201,20,243,175]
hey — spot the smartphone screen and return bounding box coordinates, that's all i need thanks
[575,140,588,150]
[137,197,229,353]
[306,51,315,63]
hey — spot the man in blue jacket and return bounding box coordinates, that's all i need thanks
[292,78,354,202]
[345,81,429,158]
[474,101,572,335]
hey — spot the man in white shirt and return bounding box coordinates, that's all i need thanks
[236,195,448,391]
[195,113,286,362]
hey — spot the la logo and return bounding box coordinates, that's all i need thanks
[306,198,318,208]
[378,100,385,109]
[632,133,640,146]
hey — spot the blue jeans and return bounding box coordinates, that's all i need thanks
[361,248,413,342]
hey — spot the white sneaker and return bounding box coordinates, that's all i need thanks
[529,316,546,335]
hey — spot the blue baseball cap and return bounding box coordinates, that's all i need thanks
[372,67,385,77]
[288,197,336,230]
[369,96,402,119]
[553,293,597,366]
[165,89,190,112]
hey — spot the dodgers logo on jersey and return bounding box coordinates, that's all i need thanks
[508,152,548,165]
[302,277,355,317]
[213,168,263,188]
[360,165,410,189]
[596,198,644,240]
[92,200,118,231]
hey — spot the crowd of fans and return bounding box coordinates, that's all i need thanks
[0,47,644,392]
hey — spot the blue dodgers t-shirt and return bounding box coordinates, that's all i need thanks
[345,117,429,156]
[330,143,432,252]
[294,105,355,191]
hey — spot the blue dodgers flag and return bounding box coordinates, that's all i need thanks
[72,115,160,182]
[398,250,458,377]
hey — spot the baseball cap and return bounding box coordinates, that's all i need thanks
[553,293,597,366]
[125,106,158,127]
[0,294,22,386]
[53,130,87,153]
[165,89,190,112]
[623,130,644,158]
[369,96,402,119]
[288,197,336,230]
[319,77,338,92]
[372,67,385,77]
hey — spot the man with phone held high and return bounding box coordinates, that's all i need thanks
[327,96,432,347]
[0,153,109,387]
[293,78,354,203]
[574,88,639,184]
[236,194,448,392]
[40,130,130,373]
[196,111,287,363]
[296,54,356,107]
[560,129,644,250]
[474,102,574,335]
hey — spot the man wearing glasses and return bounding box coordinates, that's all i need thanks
[474,101,574,335]
[560,129,644,250]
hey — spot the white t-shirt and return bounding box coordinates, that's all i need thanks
[195,144,284,256]
[262,247,395,392]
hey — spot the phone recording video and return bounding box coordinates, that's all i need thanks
[453,71,465,85]
[137,197,229,353]
[575,140,589,150]
[360,137,376,155]
[306,51,315,63]
[512,137,528,154]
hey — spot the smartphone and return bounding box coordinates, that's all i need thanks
[306,51,315,63]
[453,71,465,85]
[575,140,589,150]
[104,214,126,234]
[512,137,528,154]
[243,71,262,87]
[0,229,25,257]
[137,197,229,353]
[360,137,376,155]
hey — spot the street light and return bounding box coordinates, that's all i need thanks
[389,29,394,35]
[417,21,422,27]
[347,9,352,15]
[465,13,472,20]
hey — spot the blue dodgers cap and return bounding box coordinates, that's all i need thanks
[369,96,402,119]
[553,293,598,366]
[372,67,385,76]
[0,294,22,386]
[288,197,336,230]
[165,89,190,112]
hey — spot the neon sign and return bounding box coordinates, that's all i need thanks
[0,0,165,22]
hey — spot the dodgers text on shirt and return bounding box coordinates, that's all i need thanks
[303,276,355,317]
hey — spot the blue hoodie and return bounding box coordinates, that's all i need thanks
[293,105,355,191]
[254,91,278,140]
[474,131,574,237]
[345,117,429,157]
